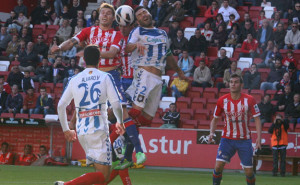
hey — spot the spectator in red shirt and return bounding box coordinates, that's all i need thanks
[15,144,37,166]
[239,33,258,59]
[282,50,297,70]
[205,0,219,23]
[0,142,14,165]
[0,75,11,94]
[21,87,37,115]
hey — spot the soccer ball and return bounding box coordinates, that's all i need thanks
[115,5,134,26]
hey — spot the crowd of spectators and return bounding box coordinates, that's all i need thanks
[0,142,67,166]
[0,0,298,131]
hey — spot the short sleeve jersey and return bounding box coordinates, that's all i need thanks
[127,26,171,71]
[73,27,124,68]
[59,68,121,136]
[214,93,260,139]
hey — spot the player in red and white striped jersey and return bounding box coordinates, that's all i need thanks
[120,25,134,91]
[208,74,262,185]
[214,91,260,140]
[51,3,146,170]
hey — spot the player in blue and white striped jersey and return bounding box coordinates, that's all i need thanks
[56,45,125,185]
[125,6,187,130]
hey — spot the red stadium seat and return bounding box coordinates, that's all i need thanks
[250,89,264,101]
[8,61,20,70]
[0,113,14,118]
[258,68,271,82]
[253,58,263,64]
[265,90,277,100]
[15,113,29,119]
[194,17,207,27]
[34,24,46,33]
[293,50,300,60]
[155,108,163,118]
[34,82,40,93]
[48,25,60,30]
[186,87,203,98]
[206,98,218,112]
[40,83,54,93]
[237,6,249,12]
[191,97,206,110]
[197,6,207,17]
[207,47,218,57]
[262,122,272,131]
[176,97,191,109]
[158,27,169,34]
[181,119,197,129]
[32,28,43,37]
[295,124,300,132]
[218,88,230,97]
[180,108,194,120]
[194,109,210,120]
[249,122,256,131]
[202,87,218,99]
[184,16,194,25]
[180,21,193,30]
[30,114,44,119]
[54,83,64,94]
[279,49,288,58]
[289,123,294,132]
[197,120,210,129]
[151,118,164,127]
[237,10,246,22]
[249,6,262,11]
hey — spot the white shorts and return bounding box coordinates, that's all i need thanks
[78,130,112,166]
[126,68,162,117]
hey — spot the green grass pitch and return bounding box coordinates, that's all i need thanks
[0,165,299,185]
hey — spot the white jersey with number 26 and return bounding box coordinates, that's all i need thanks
[59,68,121,136]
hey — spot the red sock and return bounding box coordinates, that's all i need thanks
[64,172,105,185]
[105,169,119,184]
[124,120,135,128]
[110,128,119,144]
[119,169,132,185]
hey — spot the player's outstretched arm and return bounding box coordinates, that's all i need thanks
[166,54,189,81]
[254,116,262,150]
[208,117,220,143]
[51,38,78,53]
[100,47,119,59]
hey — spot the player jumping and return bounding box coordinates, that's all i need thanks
[51,3,146,165]
[124,6,187,138]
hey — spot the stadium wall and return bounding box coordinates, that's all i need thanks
[71,128,300,172]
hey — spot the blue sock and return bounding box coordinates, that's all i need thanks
[213,170,222,185]
[124,136,134,162]
[125,119,143,153]
[246,174,255,185]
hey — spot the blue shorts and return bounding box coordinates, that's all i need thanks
[216,138,253,168]
[107,69,127,103]
[121,78,133,92]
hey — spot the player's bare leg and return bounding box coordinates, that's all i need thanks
[244,167,256,185]
[213,161,226,185]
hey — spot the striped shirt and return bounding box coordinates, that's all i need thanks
[128,26,171,71]
[73,26,124,68]
[121,36,133,78]
[214,93,260,140]
[59,68,121,135]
